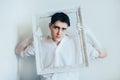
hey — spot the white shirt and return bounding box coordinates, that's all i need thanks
[41,36,77,68]
[40,36,80,80]
[21,28,101,80]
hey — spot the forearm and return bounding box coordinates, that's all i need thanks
[15,36,33,55]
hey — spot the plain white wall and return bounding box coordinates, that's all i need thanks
[0,0,18,80]
[0,0,120,80]
[79,0,120,80]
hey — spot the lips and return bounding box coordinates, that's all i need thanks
[56,36,61,38]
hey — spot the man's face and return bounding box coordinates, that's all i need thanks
[49,20,68,43]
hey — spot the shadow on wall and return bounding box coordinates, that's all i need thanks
[18,56,40,80]
[16,24,40,80]
[17,23,32,43]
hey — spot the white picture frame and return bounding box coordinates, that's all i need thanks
[32,7,89,75]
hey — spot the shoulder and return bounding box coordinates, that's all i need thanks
[63,35,75,45]
[42,36,51,41]
[64,35,73,40]
[40,36,53,45]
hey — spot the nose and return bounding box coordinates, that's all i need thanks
[57,29,62,35]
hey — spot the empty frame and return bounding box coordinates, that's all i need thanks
[32,7,88,75]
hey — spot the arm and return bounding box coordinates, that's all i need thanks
[15,36,34,56]
[85,28,107,59]
[87,43,107,60]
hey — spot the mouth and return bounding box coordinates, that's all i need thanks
[56,36,61,38]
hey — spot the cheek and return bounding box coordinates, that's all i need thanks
[62,34,65,37]
[62,32,66,35]
[51,30,57,35]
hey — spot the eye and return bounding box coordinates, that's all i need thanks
[53,26,60,30]
[62,28,67,31]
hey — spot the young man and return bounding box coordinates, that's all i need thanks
[16,12,106,80]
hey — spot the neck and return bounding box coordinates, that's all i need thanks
[55,41,61,45]
[52,38,61,46]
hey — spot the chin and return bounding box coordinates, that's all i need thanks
[55,38,62,42]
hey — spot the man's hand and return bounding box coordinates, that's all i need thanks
[98,49,107,58]
[15,36,33,55]
[15,43,27,54]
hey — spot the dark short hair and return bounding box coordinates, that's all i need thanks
[50,12,70,26]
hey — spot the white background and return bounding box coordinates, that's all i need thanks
[0,0,120,80]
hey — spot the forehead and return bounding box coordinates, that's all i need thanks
[53,21,68,28]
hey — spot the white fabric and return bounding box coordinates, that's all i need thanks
[40,36,81,80]
[40,36,77,68]
[21,28,102,80]
[85,28,103,51]
[22,36,81,80]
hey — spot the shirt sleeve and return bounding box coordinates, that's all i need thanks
[20,43,35,57]
[85,27,103,51]
[84,27,103,60]
[87,43,99,60]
